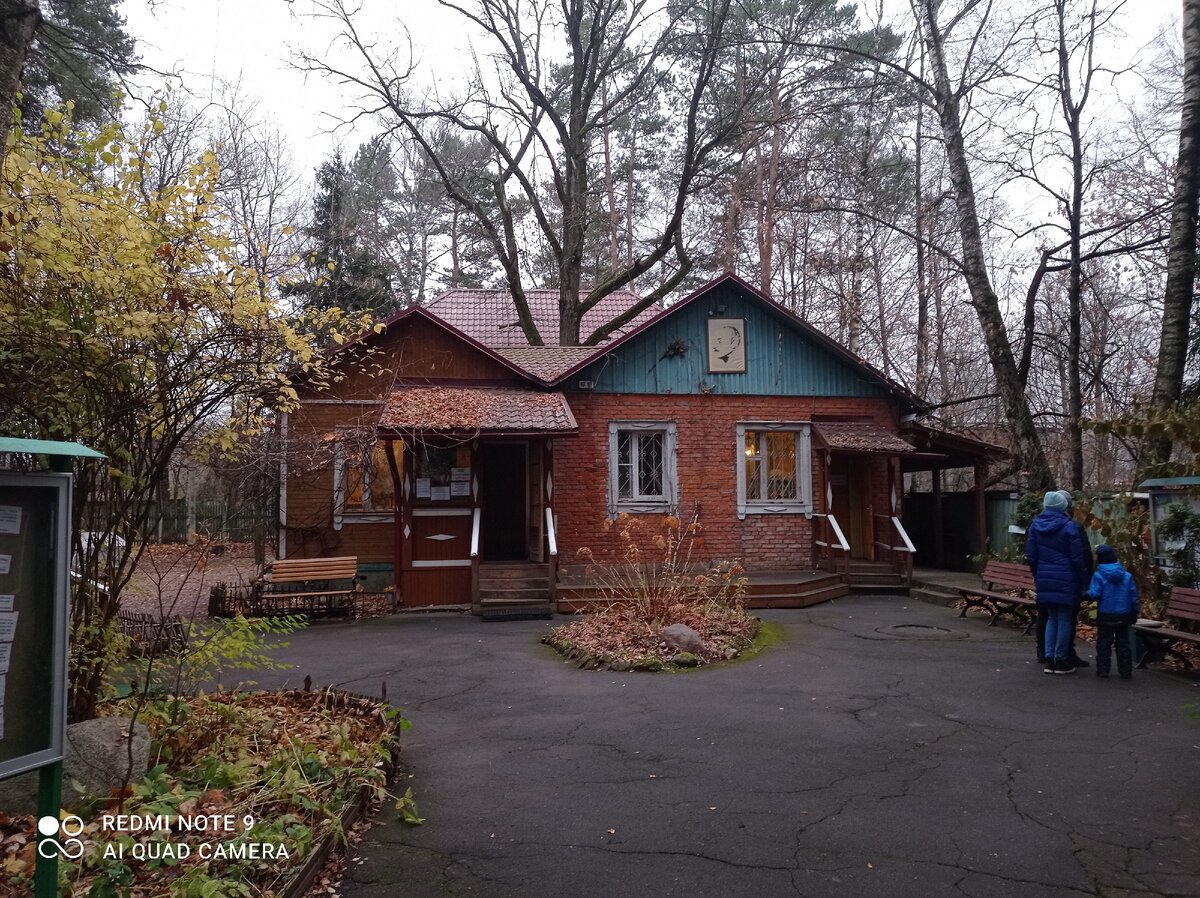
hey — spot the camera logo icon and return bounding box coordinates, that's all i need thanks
[36,815,85,860]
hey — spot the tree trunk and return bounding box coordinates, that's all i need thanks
[920,0,1055,490]
[914,48,931,396]
[0,0,39,149]
[1148,0,1200,467]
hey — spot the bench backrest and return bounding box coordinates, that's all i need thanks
[267,556,359,584]
[981,560,1035,591]
[1166,586,1200,625]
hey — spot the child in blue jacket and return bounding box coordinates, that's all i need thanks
[1086,545,1139,679]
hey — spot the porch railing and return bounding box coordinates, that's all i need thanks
[813,512,850,576]
[873,514,916,586]
[545,506,558,607]
[470,506,481,609]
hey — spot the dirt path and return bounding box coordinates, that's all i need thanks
[120,542,272,619]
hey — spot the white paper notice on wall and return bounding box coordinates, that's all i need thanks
[0,506,19,534]
[0,556,9,576]
[0,643,9,674]
[0,612,16,642]
[415,478,432,499]
[0,595,12,613]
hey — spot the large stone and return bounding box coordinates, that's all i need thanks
[660,623,706,654]
[0,717,151,814]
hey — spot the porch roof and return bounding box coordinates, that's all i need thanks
[377,386,578,437]
[813,422,918,454]
[899,421,1009,470]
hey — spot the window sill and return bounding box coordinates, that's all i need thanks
[340,512,395,524]
[739,504,812,517]
[612,500,673,516]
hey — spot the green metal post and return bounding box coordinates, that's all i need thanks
[35,761,64,898]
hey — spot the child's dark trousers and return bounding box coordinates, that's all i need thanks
[1095,623,1132,678]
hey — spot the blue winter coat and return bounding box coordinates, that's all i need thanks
[1086,563,1139,624]
[1026,510,1089,606]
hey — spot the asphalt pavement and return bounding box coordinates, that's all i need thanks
[252,596,1200,898]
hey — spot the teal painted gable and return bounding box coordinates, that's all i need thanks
[576,283,891,398]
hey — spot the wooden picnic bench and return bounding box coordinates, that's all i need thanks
[252,555,361,619]
[959,560,1038,633]
[1132,586,1200,669]
[117,609,188,655]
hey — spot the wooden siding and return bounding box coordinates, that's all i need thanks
[296,315,526,401]
[282,402,395,563]
[284,314,527,565]
[573,282,889,398]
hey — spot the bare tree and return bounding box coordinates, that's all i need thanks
[297,0,786,345]
[1148,0,1200,467]
[913,0,1054,489]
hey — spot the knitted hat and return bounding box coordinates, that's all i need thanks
[1043,491,1068,511]
[1055,489,1073,508]
[1096,544,1118,564]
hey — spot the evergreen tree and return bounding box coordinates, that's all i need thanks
[20,0,137,127]
[286,146,398,316]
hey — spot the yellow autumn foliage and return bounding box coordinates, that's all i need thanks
[0,104,369,449]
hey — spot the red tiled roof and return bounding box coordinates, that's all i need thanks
[378,386,577,435]
[425,288,655,347]
[814,423,916,454]
[492,346,601,381]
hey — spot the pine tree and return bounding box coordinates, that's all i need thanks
[286,147,398,316]
[20,0,137,127]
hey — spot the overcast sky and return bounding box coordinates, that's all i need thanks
[120,0,1183,185]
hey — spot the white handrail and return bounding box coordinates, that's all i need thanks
[813,512,850,552]
[545,506,558,558]
[827,514,850,553]
[469,507,481,559]
[891,516,916,553]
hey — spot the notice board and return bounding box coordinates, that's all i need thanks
[0,473,70,780]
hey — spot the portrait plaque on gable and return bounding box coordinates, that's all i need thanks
[707,318,746,373]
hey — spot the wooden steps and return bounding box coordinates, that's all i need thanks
[844,560,909,595]
[555,570,849,612]
[478,563,553,620]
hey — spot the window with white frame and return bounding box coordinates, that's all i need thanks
[334,438,397,526]
[607,421,678,515]
[736,423,813,518]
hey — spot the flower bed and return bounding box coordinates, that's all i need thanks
[0,689,405,898]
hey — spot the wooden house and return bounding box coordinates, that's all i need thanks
[279,274,1003,617]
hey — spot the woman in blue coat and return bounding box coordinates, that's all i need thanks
[1026,491,1091,674]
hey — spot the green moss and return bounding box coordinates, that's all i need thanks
[737,619,786,660]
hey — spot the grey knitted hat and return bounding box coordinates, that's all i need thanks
[1043,491,1068,511]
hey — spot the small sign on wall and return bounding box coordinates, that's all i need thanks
[707,318,746,373]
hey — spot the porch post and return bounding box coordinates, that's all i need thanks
[544,439,558,609]
[974,463,988,559]
[932,467,945,569]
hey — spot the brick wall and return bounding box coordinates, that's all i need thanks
[553,393,899,570]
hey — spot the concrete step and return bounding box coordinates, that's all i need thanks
[911,586,962,607]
